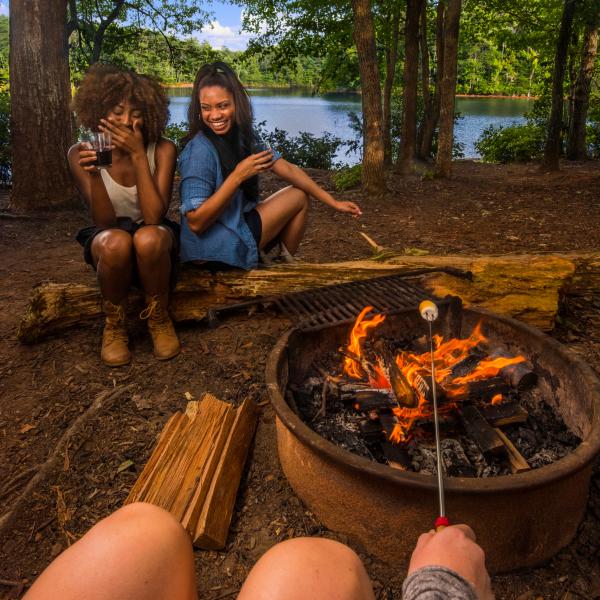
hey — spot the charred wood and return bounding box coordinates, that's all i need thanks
[381,441,412,470]
[458,405,507,458]
[373,340,417,408]
[481,402,529,427]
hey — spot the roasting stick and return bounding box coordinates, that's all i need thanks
[419,300,450,531]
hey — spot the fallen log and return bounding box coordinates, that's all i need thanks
[18,250,596,343]
[125,393,257,549]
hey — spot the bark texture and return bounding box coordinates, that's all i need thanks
[542,0,579,171]
[435,0,462,178]
[566,21,599,160]
[420,1,445,159]
[18,253,597,343]
[352,0,387,195]
[9,0,77,211]
[397,0,423,174]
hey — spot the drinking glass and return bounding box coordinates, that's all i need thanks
[91,131,112,169]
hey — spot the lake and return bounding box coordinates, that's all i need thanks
[167,88,534,164]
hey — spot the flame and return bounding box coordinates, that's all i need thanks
[342,310,528,445]
[343,306,386,379]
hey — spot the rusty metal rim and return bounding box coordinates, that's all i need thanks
[266,307,600,495]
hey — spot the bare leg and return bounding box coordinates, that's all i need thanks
[133,225,174,304]
[255,186,309,254]
[24,503,197,600]
[238,537,375,600]
[91,229,134,304]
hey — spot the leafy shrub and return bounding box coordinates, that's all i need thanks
[164,121,188,152]
[332,164,361,191]
[255,121,345,169]
[0,89,10,186]
[475,124,545,163]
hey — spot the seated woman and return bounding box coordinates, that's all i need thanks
[178,61,362,270]
[68,64,180,367]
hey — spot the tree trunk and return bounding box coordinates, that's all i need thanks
[383,9,401,167]
[9,0,77,212]
[352,0,387,195]
[566,21,599,160]
[420,1,445,159]
[417,1,431,158]
[435,0,462,178]
[542,0,579,171]
[397,0,423,174]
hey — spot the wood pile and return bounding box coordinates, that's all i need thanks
[125,393,257,549]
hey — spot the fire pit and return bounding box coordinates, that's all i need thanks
[266,300,600,573]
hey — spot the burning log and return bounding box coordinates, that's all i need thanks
[491,349,538,391]
[481,402,529,427]
[494,428,531,474]
[373,340,417,408]
[457,405,507,459]
[350,389,397,412]
[338,348,378,380]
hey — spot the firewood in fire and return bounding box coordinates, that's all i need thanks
[338,347,378,381]
[494,428,531,474]
[455,376,511,402]
[441,439,478,478]
[491,349,538,391]
[481,402,529,427]
[381,441,412,470]
[350,389,397,412]
[458,405,507,458]
[373,340,418,408]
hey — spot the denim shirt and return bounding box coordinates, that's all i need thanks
[178,131,280,269]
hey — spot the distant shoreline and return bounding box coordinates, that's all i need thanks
[165,84,536,100]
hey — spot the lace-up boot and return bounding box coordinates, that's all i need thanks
[101,300,130,366]
[140,295,180,360]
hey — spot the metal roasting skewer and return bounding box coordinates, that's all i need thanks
[419,300,450,531]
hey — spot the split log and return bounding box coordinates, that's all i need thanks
[18,251,596,343]
[481,402,529,427]
[458,405,506,458]
[125,393,257,549]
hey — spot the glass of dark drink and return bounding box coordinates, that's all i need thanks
[92,131,112,169]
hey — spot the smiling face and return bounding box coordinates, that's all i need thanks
[107,99,144,130]
[199,85,236,136]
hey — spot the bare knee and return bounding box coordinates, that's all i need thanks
[239,537,374,600]
[288,186,309,212]
[93,230,133,268]
[133,226,171,263]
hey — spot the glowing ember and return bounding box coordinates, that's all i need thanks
[343,310,527,444]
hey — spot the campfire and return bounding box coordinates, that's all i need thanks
[293,306,579,478]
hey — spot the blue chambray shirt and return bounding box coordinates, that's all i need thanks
[178,131,280,269]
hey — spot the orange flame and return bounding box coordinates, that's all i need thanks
[343,307,386,379]
[342,311,528,445]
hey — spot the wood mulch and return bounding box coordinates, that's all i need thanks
[0,160,599,600]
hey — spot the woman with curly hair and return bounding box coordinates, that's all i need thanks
[68,64,180,367]
[179,62,362,270]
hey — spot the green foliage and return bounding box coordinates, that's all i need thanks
[475,124,545,163]
[332,164,362,191]
[255,122,345,169]
[164,121,188,152]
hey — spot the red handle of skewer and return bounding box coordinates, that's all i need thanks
[434,515,450,531]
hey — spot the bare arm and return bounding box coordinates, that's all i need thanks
[100,119,175,224]
[67,142,117,228]
[271,158,362,216]
[185,150,273,235]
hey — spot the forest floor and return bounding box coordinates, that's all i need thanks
[1,160,599,599]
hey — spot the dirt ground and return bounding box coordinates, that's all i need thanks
[1,160,599,599]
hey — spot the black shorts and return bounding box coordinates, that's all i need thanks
[75,217,180,288]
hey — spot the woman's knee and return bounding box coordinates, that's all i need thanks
[133,225,171,262]
[93,230,133,267]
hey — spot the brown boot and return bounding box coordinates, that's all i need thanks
[101,300,130,367]
[140,295,180,360]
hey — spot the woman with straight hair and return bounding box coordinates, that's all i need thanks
[178,61,362,270]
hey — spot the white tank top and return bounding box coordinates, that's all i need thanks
[100,142,157,223]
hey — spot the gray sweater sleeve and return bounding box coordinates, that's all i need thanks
[402,566,479,599]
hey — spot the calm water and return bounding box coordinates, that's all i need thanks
[168,88,533,163]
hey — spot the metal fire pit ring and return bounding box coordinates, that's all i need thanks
[266,306,600,573]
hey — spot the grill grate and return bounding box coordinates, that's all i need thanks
[205,268,471,330]
[272,273,441,330]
